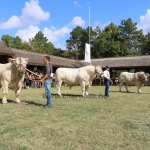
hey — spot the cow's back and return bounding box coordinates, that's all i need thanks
[55,66,95,86]
[55,68,80,85]
[119,72,138,85]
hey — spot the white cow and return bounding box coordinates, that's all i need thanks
[0,57,29,105]
[119,72,148,93]
[55,65,103,97]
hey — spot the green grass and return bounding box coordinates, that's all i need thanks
[0,85,150,150]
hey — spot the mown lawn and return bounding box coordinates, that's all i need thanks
[0,85,150,150]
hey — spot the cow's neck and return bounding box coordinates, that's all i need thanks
[86,66,97,81]
[90,73,96,81]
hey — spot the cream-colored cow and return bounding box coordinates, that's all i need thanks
[0,57,29,105]
[119,72,148,93]
[55,65,103,97]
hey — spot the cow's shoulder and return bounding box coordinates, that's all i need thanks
[0,63,12,74]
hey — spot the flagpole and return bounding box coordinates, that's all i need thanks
[89,6,91,65]
[89,7,90,44]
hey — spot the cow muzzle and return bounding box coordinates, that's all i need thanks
[18,57,26,71]
[17,64,26,72]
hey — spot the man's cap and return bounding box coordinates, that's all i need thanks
[105,65,110,68]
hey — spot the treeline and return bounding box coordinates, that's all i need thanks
[1,18,150,59]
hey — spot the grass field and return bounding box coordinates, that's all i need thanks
[0,85,150,150]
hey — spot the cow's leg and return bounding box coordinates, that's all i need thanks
[85,85,89,96]
[124,84,129,92]
[119,82,123,92]
[79,81,86,97]
[137,84,142,93]
[15,88,21,104]
[1,81,9,105]
[56,81,62,96]
[2,87,8,105]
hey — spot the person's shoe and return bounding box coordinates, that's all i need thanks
[105,95,109,97]
[43,105,52,108]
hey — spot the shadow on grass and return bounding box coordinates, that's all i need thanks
[23,100,43,106]
[0,99,16,104]
[110,90,136,93]
[0,99,43,106]
[110,90,150,94]
[7,99,16,103]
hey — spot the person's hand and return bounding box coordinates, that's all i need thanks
[38,79,44,82]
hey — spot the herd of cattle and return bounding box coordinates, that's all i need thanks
[0,57,150,105]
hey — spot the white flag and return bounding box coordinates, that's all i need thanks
[84,43,91,63]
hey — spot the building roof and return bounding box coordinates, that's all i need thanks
[0,41,15,56]
[0,42,148,69]
[11,48,84,68]
[91,55,150,68]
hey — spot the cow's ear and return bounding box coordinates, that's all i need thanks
[24,58,29,63]
[10,58,16,63]
[95,66,101,72]
[138,72,143,77]
[95,66,99,71]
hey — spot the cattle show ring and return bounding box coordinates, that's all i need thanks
[1,42,150,149]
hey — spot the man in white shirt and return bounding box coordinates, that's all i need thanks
[103,66,111,97]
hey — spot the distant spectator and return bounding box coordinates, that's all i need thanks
[24,72,30,89]
[7,58,11,63]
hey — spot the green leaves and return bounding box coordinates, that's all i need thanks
[1,18,149,59]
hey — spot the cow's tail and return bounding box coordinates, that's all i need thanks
[54,78,59,88]
[54,79,58,88]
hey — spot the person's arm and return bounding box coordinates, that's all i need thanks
[39,74,48,82]
[39,64,51,82]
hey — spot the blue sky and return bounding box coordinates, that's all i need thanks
[0,0,150,49]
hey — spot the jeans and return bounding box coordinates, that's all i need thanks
[44,79,52,106]
[24,79,29,89]
[24,80,27,89]
[104,79,110,96]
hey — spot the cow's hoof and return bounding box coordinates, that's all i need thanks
[85,95,89,98]
[2,103,7,105]
[127,91,129,93]
[17,102,20,104]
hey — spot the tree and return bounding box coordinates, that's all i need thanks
[29,31,48,53]
[141,33,150,55]
[1,34,13,47]
[118,18,144,55]
[93,23,121,58]
[20,41,30,50]
[12,36,22,49]
[29,31,59,55]
[66,26,96,59]
[66,26,83,59]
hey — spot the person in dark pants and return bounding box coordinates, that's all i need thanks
[38,56,53,108]
[24,72,30,89]
[104,66,111,97]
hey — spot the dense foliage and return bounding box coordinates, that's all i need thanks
[1,18,150,59]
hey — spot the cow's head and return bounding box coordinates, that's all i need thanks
[138,72,148,82]
[95,66,104,78]
[11,57,29,73]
